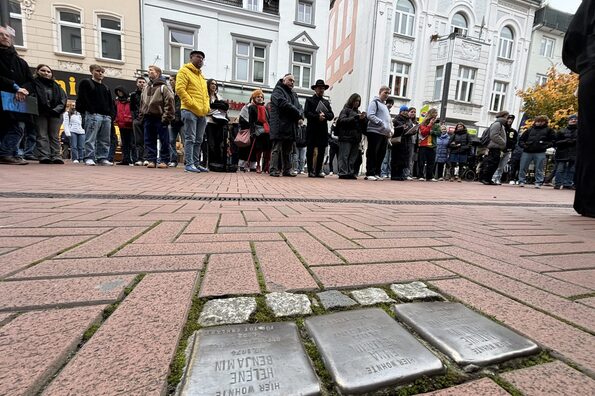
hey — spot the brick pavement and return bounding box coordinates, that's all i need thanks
[0,164,594,395]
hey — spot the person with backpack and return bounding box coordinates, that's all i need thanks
[518,115,555,188]
[114,87,133,165]
[479,110,508,185]
[32,64,67,164]
[76,64,115,166]
[448,122,471,181]
[140,65,174,168]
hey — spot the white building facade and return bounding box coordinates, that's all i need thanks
[523,5,571,90]
[326,0,541,131]
[141,0,330,114]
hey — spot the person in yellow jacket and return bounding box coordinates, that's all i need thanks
[175,50,210,173]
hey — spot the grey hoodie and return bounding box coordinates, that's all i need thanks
[487,117,507,150]
[366,96,392,136]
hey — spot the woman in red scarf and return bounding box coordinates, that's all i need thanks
[238,89,270,172]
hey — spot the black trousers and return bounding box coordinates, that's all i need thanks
[574,68,595,217]
[132,119,145,162]
[365,133,387,176]
[417,146,436,180]
[270,139,294,174]
[481,148,501,182]
[307,142,326,175]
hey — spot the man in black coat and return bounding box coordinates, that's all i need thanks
[304,79,334,177]
[269,74,303,177]
[130,76,147,165]
[0,26,33,165]
[563,0,595,217]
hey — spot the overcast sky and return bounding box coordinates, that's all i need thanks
[546,0,581,13]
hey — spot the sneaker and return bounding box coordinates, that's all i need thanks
[196,165,209,172]
[98,159,113,166]
[375,175,384,181]
[509,180,516,185]
[431,178,438,182]
[146,162,156,168]
[269,172,281,177]
[134,161,143,166]
[85,159,96,166]
[157,162,168,169]
[406,177,413,181]
[72,160,80,164]
[184,165,201,173]
[418,177,425,181]
[365,175,377,181]
[168,162,177,168]
[0,156,28,165]
[438,177,444,181]
[143,161,149,166]
[328,172,334,176]
[518,183,525,187]
[534,184,542,189]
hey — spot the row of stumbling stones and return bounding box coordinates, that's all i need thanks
[176,282,540,395]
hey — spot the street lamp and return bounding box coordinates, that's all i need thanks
[436,32,458,123]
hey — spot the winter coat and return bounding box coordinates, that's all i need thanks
[519,125,555,153]
[418,122,441,148]
[269,79,303,141]
[114,86,133,129]
[435,133,451,163]
[505,127,519,151]
[304,94,334,147]
[140,79,175,124]
[32,76,67,118]
[448,129,471,154]
[63,111,85,136]
[0,45,34,122]
[486,117,507,150]
[336,107,367,144]
[176,62,210,117]
[366,97,391,136]
[562,0,595,74]
[554,125,578,161]
[76,78,114,117]
[130,89,143,120]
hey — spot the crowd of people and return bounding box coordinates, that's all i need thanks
[0,21,593,218]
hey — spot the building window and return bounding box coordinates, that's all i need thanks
[455,66,476,102]
[434,65,444,100]
[388,61,410,98]
[98,16,122,60]
[539,37,555,58]
[498,26,514,60]
[8,1,23,47]
[451,12,468,37]
[394,0,415,37]
[292,50,312,89]
[57,9,82,54]
[168,28,195,71]
[536,73,548,86]
[297,1,313,25]
[243,0,261,12]
[490,81,507,112]
[234,40,268,84]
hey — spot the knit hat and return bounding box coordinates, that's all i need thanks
[399,105,409,113]
[568,114,578,120]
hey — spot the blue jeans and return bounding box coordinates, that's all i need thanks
[554,160,575,187]
[519,152,546,185]
[144,117,170,163]
[70,133,85,161]
[0,119,24,157]
[294,146,306,172]
[380,146,391,177]
[169,123,183,163]
[84,113,111,161]
[181,110,207,167]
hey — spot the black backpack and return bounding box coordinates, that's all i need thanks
[480,130,491,147]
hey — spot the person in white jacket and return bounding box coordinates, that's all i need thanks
[62,105,85,163]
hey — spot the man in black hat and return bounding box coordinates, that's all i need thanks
[0,26,33,165]
[491,114,518,184]
[304,79,334,177]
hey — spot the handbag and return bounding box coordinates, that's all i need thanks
[234,128,251,147]
[390,136,402,145]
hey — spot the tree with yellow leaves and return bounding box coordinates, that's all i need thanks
[517,67,578,129]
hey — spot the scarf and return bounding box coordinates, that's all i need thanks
[257,104,269,133]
